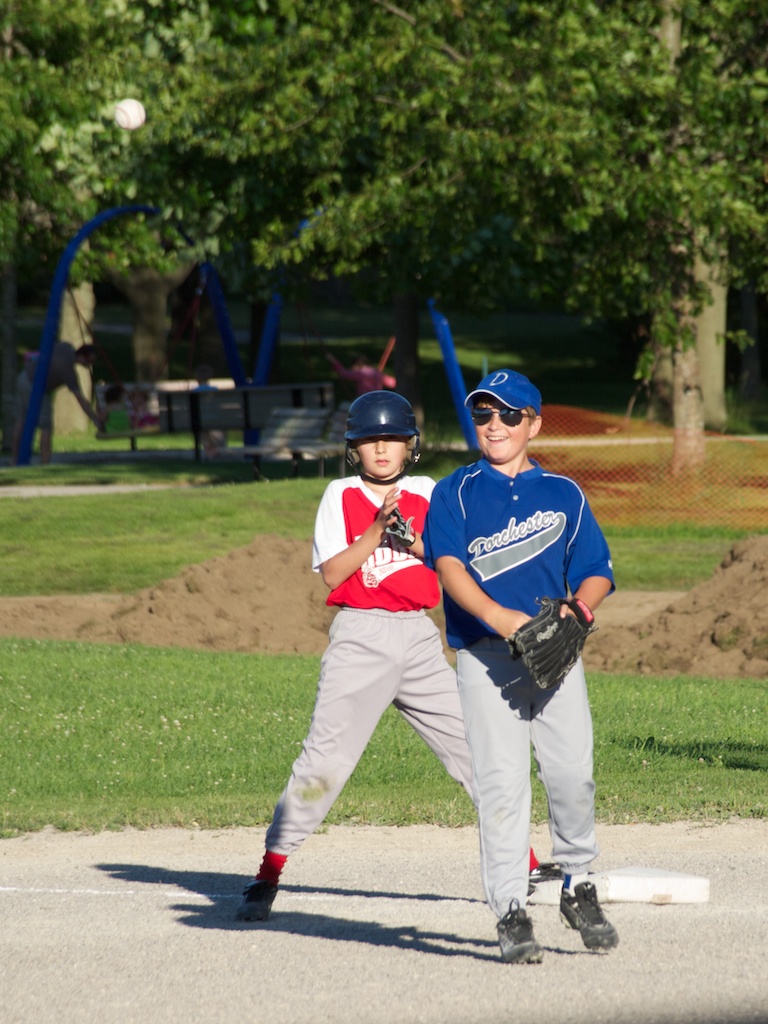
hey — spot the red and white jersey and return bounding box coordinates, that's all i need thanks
[313,476,439,611]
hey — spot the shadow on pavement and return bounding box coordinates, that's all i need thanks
[96,860,522,961]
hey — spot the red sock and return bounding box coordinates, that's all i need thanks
[529,847,539,871]
[255,850,287,885]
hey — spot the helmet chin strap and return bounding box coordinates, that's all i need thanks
[359,467,407,485]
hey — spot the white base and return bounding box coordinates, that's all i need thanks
[528,866,710,906]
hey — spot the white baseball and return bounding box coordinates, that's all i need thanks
[114,98,146,131]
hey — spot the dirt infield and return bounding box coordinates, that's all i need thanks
[2,820,767,1024]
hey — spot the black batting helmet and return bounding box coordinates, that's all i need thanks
[344,391,421,476]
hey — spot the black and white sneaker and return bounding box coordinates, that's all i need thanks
[235,880,278,922]
[497,900,544,964]
[560,881,619,950]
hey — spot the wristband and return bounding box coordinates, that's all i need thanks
[571,598,594,624]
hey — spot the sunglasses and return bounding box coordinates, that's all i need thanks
[470,407,529,427]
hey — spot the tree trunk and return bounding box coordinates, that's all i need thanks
[671,339,706,475]
[1,263,17,453]
[648,345,674,424]
[669,261,709,473]
[108,263,194,382]
[659,4,707,470]
[739,285,762,401]
[195,295,228,375]
[694,256,728,431]
[55,281,96,435]
[393,292,423,427]
[0,37,15,452]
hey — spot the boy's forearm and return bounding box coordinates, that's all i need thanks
[74,390,103,428]
[436,556,528,637]
[320,522,382,590]
[322,523,426,591]
[408,534,424,559]
[571,576,613,614]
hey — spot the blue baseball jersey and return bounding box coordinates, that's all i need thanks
[423,458,614,649]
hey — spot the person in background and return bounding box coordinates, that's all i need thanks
[11,342,104,465]
[126,387,159,430]
[324,348,396,397]
[98,384,130,432]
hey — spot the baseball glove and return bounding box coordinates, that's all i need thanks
[507,597,597,690]
[385,507,416,547]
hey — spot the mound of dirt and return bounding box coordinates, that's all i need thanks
[587,534,768,678]
[1,533,766,678]
[0,535,335,656]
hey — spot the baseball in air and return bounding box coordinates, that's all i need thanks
[114,98,146,131]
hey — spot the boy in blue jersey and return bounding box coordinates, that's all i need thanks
[423,369,619,964]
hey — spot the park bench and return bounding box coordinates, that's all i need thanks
[243,404,349,479]
[95,380,336,461]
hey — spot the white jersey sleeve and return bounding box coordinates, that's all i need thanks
[312,478,352,571]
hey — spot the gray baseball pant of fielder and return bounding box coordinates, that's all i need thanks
[456,637,599,919]
[265,606,475,856]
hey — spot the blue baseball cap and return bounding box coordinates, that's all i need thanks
[464,369,542,415]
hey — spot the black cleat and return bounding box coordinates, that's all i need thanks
[560,881,619,950]
[236,880,278,922]
[497,900,544,964]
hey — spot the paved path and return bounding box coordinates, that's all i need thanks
[0,485,175,501]
[2,820,766,1024]
[0,483,175,498]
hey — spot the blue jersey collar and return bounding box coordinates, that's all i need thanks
[477,456,543,482]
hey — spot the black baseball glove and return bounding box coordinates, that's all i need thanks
[507,597,597,690]
[385,507,416,547]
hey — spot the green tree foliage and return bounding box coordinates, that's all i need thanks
[2,2,767,389]
[131,0,768,327]
[1,2,96,279]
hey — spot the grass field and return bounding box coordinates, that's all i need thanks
[2,638,765,838]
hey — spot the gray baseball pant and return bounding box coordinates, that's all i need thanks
[456,637,599,919]
[265,607,475,856]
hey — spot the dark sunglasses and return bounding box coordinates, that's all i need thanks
[470,407,528,427]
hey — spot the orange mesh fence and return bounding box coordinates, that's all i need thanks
[530,405,768,530]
